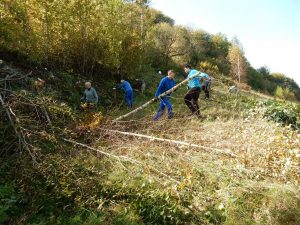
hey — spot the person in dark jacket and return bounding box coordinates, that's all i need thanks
[201,74,211,99]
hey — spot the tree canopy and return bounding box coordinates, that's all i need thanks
[0,0,299,100]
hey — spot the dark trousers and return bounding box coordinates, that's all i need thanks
[184,88,200,114]
[202,80,211,99]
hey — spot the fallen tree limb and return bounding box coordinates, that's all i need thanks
[100,128,238,158]
[0,94,37,163]
[0,88,53,129]
[0,72,31,82]
[0,94,19,141]
[63,138,180,184]
[113,72,201,121]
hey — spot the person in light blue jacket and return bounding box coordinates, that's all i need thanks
[184,64,208,115]
[81,82,99,104]
[80,81,99,111]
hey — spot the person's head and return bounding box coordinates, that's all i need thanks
[85,82,92,89]
[184,64,192,74]
[167,70,175,79]
[120,79,125,83]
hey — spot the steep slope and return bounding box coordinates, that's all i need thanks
[0,60,299,225]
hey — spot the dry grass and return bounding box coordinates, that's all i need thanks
[84,103,300,224]
[101,112,299,183]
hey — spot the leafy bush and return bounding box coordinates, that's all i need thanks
[0,184,17,224]
[264,102,300,129]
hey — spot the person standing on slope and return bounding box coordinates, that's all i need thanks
[118,79,134,108]
[184,64,209,115]
[201,73,212,100]
[81,81,99,111]
[153,70,176,121]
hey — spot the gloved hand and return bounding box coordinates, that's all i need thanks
[153,97,159,102]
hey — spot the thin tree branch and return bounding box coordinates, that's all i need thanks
[100,128,238,158]
[0,94,37,163]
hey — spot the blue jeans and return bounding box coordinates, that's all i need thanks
[125,91,133,108]
[153,97,173,120]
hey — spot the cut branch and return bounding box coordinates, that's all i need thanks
[100,128,238,158]
[0,94,37,163]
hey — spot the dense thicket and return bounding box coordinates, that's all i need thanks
[0,0,299,100]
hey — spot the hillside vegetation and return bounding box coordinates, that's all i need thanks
[0,58,299,224]
[0,0,300,225]
[1,0,300,100]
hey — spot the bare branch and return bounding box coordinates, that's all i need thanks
[0,94,37,163]
[100,128,238,158]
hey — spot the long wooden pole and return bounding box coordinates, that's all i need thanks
[100,128,238,158]
[113,72,201,121]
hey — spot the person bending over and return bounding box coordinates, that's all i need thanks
[119,79,134,108]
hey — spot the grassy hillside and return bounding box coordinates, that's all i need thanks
[1,60,299,225]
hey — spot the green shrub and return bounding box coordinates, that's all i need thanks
[264,102,299,129]
[0,184,17,224]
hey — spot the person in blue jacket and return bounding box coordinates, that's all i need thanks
[184,64,209,115]
[153,70,176,120]
[119,79,134,108]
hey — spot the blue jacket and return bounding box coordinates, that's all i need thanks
[120,81,133,93]
[187,70,209,89]
[155,76,175,98]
